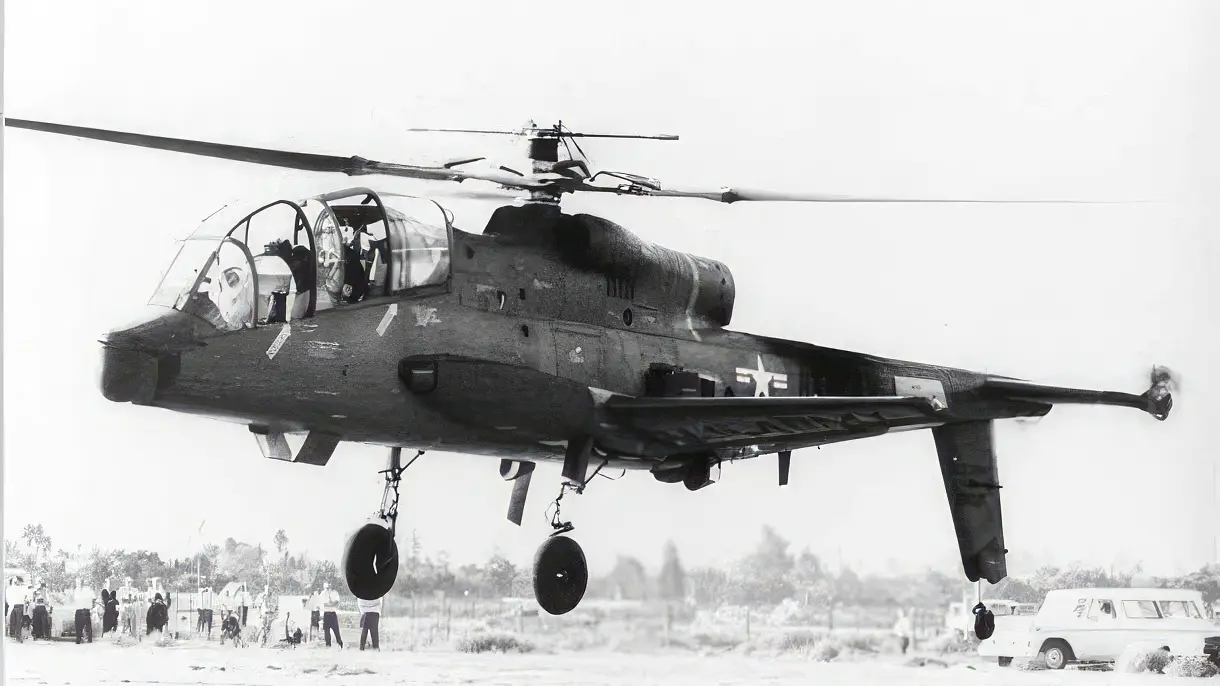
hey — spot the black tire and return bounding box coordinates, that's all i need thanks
[532,535,588,616]
[998,657,1012,667]
[342,523,399,601]
[1040,639,1074,670]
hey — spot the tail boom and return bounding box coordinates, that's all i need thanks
[981,369,1173,421]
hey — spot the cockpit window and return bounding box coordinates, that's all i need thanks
[305,190,452,309]
[380,193,451,293]
[150,240,226,310]
[149,189,451,331]
[170,238,256,332]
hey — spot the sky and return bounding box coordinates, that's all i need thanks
[3,0,1217,582]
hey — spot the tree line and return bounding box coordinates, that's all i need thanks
[7,523,1218,611]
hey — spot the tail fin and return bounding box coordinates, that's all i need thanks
[933,420,1007,584]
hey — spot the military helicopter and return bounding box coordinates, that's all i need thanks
[6,117,1174,633]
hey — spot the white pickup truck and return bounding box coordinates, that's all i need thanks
[979,587,1220,670]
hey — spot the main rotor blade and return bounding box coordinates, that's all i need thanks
[5,118,545,189]
[578,184,1121,204]
[408,126,678,140]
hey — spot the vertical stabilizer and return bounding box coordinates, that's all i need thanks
[932,420,1007,584]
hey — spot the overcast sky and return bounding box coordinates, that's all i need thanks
[4,0,1217,581]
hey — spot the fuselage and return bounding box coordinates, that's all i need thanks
[99,193,1049,468]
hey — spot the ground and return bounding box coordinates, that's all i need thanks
[1,639,1171,686]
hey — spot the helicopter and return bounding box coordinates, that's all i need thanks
[5,117,1174,632]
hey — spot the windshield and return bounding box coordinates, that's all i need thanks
[150,239,227,310]
[150,237,256,332]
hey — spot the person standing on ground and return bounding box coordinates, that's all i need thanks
[198,587,214,639]
[72,578,95,644]
[146,593,170,635]
[893,608,913,655]
[319,582,343,648]
[31,583,50,640]
[357,594,381,651]
[7,576,28,641]
[238,585,251,628]
[309,590,321,642]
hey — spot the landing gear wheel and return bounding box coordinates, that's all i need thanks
[532,535,588,616]
[342,523,399,601]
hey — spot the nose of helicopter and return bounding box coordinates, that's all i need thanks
[99,306,204,404]
[100,344,159,404]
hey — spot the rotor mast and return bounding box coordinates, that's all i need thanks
[523,121,565,204]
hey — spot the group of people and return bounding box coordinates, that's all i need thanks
[5,576,173,644]
[5,575,52,641]
[275,582,381,651]
[7,576,384,652]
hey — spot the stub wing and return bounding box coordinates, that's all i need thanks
[596,394,947,453]
[596,392,1008,586]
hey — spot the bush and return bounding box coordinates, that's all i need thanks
[455,631,534,654]
[837,633,886,654]
[807,638,841,662]
[924,631,975,654]
[1115,644,1171,674]
[1164,656,1220,678]
[691,630,740,650]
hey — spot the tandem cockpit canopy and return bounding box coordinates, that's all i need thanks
[147,188,453,333]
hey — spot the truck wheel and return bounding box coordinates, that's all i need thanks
[1040,639,1074,670]
[998,657,1012,667]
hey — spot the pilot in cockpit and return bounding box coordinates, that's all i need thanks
[338,219,370,304]
[212,264,254,328]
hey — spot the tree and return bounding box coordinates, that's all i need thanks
[785,548,824,605]
[1156,565,1220,604]
[20,524,51,562]
[732,525,795,605]
[274,529,289,557]
[688,567,730,606]
[308,560,343,591]
[657,540,687,601]
[485,554,518,597]
[608,556,649,600]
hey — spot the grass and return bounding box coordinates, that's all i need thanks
[130,599,982,663]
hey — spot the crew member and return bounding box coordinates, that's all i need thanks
[319,582,343,648]
[7,576,28,641]
[72,578,95,644]
[357,593,381,651]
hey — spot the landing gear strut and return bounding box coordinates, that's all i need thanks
[342,447,422,601]
[532,438,602,616]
